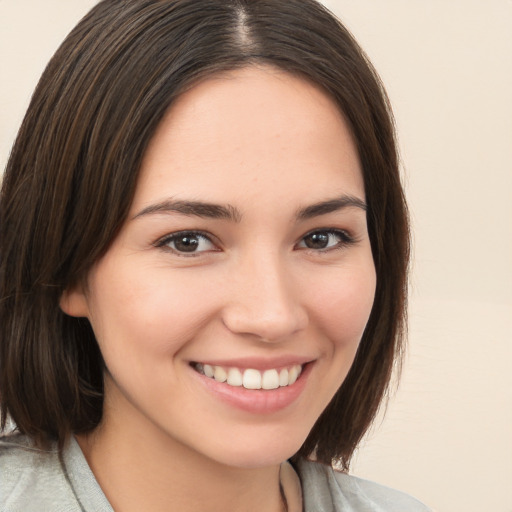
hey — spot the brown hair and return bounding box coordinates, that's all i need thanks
[0,0,408,470]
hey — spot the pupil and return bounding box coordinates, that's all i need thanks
[175,235,199,252]
[306,232,328,249]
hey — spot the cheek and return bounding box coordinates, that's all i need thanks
[86,262,218,360]
[308,262,376,349]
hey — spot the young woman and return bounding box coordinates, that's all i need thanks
[0,1,429,510]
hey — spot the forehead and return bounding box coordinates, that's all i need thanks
[132,66,364,214]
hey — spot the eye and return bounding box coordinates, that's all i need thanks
[156,231,217,255]
[296,229,354,251]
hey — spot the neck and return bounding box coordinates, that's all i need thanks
[77,405,286,512]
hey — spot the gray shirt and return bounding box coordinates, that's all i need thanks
[0,433,430,511]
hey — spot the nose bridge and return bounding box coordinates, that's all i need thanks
[222,248,307,342]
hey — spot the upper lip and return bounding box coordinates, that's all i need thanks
[190,355,315,371]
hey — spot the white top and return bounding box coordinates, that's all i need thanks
[0,433,431,511]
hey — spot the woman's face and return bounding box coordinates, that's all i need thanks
[63,66,376,468]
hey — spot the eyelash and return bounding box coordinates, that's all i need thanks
[154,228,356,256]
[154,230,217,257]
[297,228,356,253]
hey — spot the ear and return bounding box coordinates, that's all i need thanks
[60,283,90,318]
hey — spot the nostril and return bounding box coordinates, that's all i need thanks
[219,267,308,341]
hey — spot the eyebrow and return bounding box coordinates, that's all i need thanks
[133,194,367,222]
[295,195,367,220]
[133,199,242,222]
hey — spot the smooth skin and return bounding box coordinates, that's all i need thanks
[61,66,376,512]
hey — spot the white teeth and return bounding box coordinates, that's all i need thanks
[288,365,299,385]
[203,364,214,378]
[227,368,243,387]
[213,366,227,383]
[243,369,262,389]
[262,369,279,390]
[195,363,303,390]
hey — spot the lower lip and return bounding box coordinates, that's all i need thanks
[191,363,313,414]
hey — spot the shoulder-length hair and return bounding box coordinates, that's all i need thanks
[0,0,408,470]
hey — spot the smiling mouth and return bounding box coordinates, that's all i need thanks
[193,363,303,390]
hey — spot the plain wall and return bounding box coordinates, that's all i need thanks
[1,1,511,511]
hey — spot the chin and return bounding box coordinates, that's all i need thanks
[200,424,310,469]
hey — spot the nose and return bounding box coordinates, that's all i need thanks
[221,252,308,343]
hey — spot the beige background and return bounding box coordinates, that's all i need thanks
[1,1,511,510]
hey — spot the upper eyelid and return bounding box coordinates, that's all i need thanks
[153,227,356,251]
[294,228,358,251]
[297,227,354,241]
[154,230,218,248]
